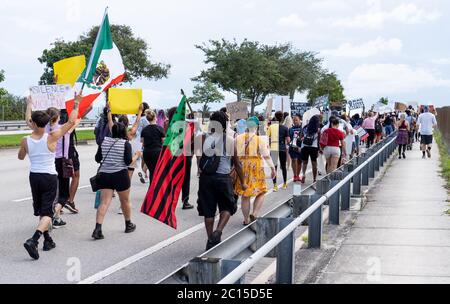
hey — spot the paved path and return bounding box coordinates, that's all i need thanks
[316,142,450,284]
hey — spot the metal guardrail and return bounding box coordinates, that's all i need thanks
[0,120,97,131]
[159,132,398,285]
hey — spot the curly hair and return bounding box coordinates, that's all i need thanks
[209,111,229,133]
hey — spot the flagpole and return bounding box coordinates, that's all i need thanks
[181,89,194,114]
[80,6,109,93]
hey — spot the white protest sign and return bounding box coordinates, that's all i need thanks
[30,85,72,110]
[273,96,291,114]
[347,98,364,110]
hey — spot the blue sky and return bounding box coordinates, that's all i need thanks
[1,0,449,113]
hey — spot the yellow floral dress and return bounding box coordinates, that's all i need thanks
[235,133,268,197]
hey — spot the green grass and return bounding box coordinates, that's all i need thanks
[0,130,95,148]
[435,131,450,190]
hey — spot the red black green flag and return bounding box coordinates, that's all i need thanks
[141,96,193,229]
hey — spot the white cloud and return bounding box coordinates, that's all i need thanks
[278,14,307,28]
[322,37,402,58]
[346,64,450,97]
[332,3,441,29]
[431,58,450,65]
[308,0,351,11]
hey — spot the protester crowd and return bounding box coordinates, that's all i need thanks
[18,96,438,259]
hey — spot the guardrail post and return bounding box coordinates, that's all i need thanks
[329,171,343,225]
[221,260,244,284]
[316,177,330,205]
[368,150,375,179]
[255,218,279,257]
[341,162,353,211]
[361,152,369,186]
[308,194,323,249]
[276,218,295,284]
[352,158,362,196]
[188,257,244,284]
[293,195,310,226]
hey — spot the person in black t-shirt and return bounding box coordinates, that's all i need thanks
[141,110,166,184]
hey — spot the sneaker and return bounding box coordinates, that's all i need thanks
[182,202,194,210]
[206,231,222,250]
[293,176,300,182]
[301,176,306,184]
[64,202,79,214]
[403,153,406,159]
[125,222,136,234]
[138,172,146,184]
[282,183,288,190]
[24,239,39,260]
[52,218,66,229]
[427,150,431,158]
[92,229,104,240]
[273,185,279,192]
[43,238,56,251]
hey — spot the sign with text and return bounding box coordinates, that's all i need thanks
[226,101,248,121]
[29,85,72,110]
[395,102,407,112]
[347,98,364,110]
[314,95,329,109]
[290,102,310,117]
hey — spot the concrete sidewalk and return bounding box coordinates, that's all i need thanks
[316,142,450,284]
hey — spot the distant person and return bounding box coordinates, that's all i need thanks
[417,106,437,159]
[267,111,290,190]
[300,115,320,183]
[19,95,80,260]
[362,111,378,148]
[288,115,303,182]
[320,117,346,174]
[396,114,409,159]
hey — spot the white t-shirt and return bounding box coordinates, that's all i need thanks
[418,112,437,136]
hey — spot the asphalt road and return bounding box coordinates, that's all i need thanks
[0,142,323,284]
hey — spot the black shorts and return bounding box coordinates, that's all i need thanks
[197,174,237,218]
[69,147,80,172]
[29,173,58,218]
[97,170,131,192]
[301,146,319,162]
[421,135,433,145]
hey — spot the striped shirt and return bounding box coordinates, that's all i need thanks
[95,137,132,173]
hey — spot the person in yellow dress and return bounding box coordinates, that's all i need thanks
[235,117,276,225]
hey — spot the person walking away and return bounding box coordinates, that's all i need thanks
[197,111,247,250]
[288,115,303,182]
[350,113,363,156]
[396,114,409,159]
[181,113,197,210]
[235,117,276,225]
[374,116,383,143]
[417,106,437,159]
[19,95,81,260]
[320,117,346,174]
[300,115,320,183]
[383,113,394,136]
[405,110,416,149]
[141,110,166,183]
[267,112,290,191]
[92,122,142,240]
[283,115,294,170]
[130,102,150,184]
[362,111,378,148]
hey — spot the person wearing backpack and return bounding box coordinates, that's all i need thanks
[300,115,321,183]
[288,115,303,182]
[267,111,290,191]
[197,111,247,250]
[375,117,383,143]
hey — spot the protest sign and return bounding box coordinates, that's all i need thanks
[347,98,364,110]
[226,101,248,121]
[53,55,86,87]
[354,126,369,141]
[29,85,72,110]
[314,95,329,109]
[109,88,142,114]
[291,102,309,117]
[265,98,273,118]
[395,102,407,112]
[273,96,291,114]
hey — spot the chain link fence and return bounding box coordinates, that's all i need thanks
[437,107,450,153]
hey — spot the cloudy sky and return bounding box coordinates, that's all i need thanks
[1,0,450,112]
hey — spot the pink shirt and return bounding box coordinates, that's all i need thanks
[361,114,378,130]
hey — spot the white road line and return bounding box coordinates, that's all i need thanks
[12,185,91,202]
[78,177,298,284]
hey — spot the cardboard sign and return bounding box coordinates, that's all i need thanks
[53,55,86,87]
[30,85,72,110]
[109,88,143,114]
[355,126,369,141]
[291,102,310,117]
[395,102,407,112]
[265,98,273,118]
[226,101,248,121]
[347,98,364,110]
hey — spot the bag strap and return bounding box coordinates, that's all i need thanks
[97,139,120,173]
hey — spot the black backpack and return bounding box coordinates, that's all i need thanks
[199,135,225,175]
[375,121,383,133]
[302,127,315,146]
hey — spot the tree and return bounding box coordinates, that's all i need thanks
[379,97,389,105]
[38,25,170,85]
[307,73,345,106]
[189,80,224,118]
[194,39,288,115]
[0,70,8,106]
[277,50,324,100]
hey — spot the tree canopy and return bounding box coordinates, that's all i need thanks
[0,70,7,98]
[194,39,324,115]
[189,80,224,117]
[38,25,170,85]
[307,73,345,106]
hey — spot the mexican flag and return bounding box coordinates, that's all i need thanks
[141,96,193,229]
[65,10,125,117]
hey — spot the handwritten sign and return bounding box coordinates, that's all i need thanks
[291,102,310,117]
[347,98,364,110]
[30,85,72,110]
[314,95,329,109]
[226,101,248,121]
[395,102,407,112]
